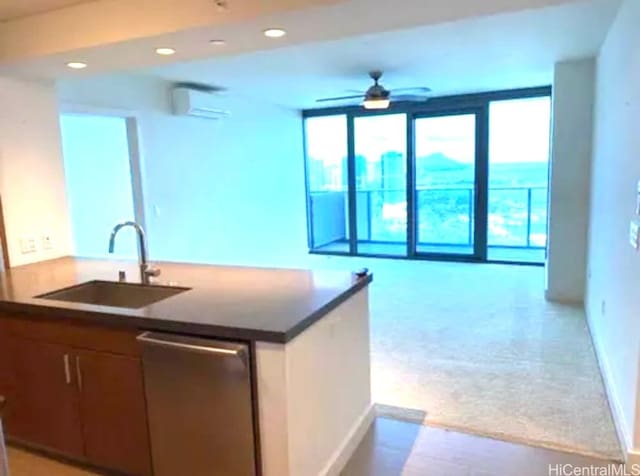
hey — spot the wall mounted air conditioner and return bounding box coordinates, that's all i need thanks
[171,87,230,120]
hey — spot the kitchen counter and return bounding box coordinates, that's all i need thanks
[0,256,372,343]
[0,256,374,476]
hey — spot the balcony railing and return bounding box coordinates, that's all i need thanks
[309,186,548,251]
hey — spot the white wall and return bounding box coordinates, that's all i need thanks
[545,58,595,304]
[0,77,72,267]
[256,288,373,476]
[57,75,308,268]
[586,0,640,458]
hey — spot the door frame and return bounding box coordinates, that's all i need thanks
[59,105,147,233]
[408,105,488,261]
[0,196,11,270]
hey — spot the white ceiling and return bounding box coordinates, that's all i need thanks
[146,0,619,109]
[0,0,94,21]
[0,0,604,78]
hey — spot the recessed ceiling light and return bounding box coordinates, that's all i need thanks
[263,28,286,38]
[155,47,176,56]
[66,61,87,70]
[209,39,226,46]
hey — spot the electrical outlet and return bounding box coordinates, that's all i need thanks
[630,220,640,250]
[20,236,37,254]
[42,234,53,250]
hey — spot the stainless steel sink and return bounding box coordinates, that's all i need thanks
[37,280,190,309]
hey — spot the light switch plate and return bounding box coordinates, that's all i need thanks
[20,236,37,254]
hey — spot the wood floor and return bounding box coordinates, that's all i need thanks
[6,447,100,476]
[6,417,623,476]
[341,417,623,476]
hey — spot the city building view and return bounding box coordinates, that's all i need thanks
[305,96,551,263]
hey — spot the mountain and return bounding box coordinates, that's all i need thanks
[417,153,470,170]
[415,154,548,188]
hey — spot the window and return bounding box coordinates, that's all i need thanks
[303,88,552,264]
[414,113,477,256]
[354,114,407,256]
[488,97,551,263]
[304,115,349,252]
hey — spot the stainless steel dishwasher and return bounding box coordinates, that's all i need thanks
[137,332,256,476]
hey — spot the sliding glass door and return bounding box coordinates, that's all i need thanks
[303,87,551,264]
[412,112,481,259]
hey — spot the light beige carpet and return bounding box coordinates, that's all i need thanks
[306,256,623,461]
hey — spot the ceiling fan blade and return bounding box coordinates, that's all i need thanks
[390,87,432,94]
[392,94,430,102]
[316,94,363,103]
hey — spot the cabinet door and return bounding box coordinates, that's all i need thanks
[0,322,15,416]
[76,349,152,476]
[8,337,84,458]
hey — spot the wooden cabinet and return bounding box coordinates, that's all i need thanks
[1,316,152,476]
[0,321,14,418]
[77,349,152,476]
[8,337,84,458]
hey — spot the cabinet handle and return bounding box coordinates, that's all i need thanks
[63,354,71,385]
[75,356,83,391]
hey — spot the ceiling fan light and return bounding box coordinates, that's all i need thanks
[363,98,390,110]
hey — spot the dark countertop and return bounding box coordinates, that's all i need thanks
[0,257,372,343]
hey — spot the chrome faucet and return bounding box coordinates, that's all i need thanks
[108,221,160,285]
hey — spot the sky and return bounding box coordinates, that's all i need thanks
[305,96,551,166]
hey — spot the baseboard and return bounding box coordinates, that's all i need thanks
[544,289,584,306]
[320,403,375,476]
[627,448,640,466]
[585,307,631,462]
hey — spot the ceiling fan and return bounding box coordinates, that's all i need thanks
[315,70,432,109]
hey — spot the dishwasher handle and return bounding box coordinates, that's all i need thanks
[137,332,248,368]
